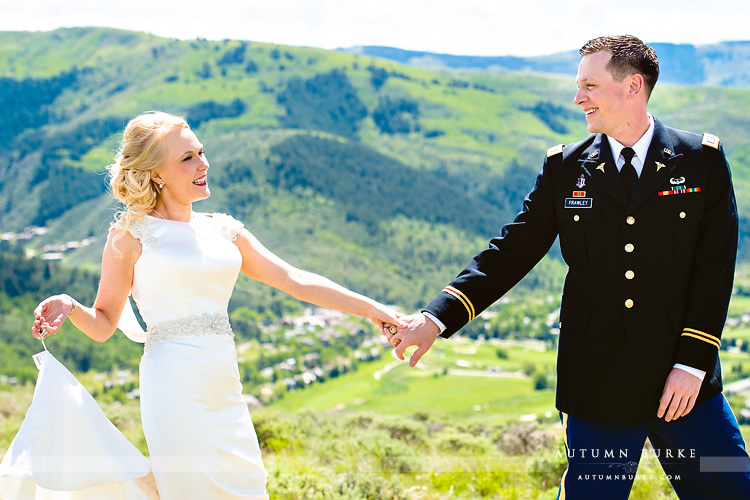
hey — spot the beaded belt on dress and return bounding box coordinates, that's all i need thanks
[145,313,234,350]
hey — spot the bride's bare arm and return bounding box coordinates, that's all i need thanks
[32,229,141,343]
[234,229,405,330]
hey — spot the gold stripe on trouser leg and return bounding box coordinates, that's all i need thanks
[559,412,569,500]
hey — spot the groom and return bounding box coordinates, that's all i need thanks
[388,35,750,498]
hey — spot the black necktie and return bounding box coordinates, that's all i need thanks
[620,147,638,200]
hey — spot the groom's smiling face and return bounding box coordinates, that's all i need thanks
[574,51,634,140]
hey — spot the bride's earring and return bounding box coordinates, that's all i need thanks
[159,183,164,189]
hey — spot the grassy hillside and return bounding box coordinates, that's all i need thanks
[3,28,749,282]
[267,340,557,420]
[0,25,748,370]
[6,334,750,499]
[0,28,578,304]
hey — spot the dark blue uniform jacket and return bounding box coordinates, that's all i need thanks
[425,117,738,424]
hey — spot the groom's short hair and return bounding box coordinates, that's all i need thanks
[579,35,660,99]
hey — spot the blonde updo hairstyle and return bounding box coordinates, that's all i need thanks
[108,111,189,233]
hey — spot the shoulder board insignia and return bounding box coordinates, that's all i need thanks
[702,133,720,149]
[547,144,564,157]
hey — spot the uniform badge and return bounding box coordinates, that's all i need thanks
[576,175,586,188]
[658,186,701,197]
[572,191,586,197]
[588,151,599,159]
[702,133,720,149]
[655,162,666,172]
[596,163,605,173]
[547,144,564,157]
[565,198,593,208]
[670,177,686,185]
[663,148,672,156]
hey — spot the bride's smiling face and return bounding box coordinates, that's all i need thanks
[153,127,210,204]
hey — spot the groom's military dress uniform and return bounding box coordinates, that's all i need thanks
[426,117,736,424]
[424,117,750,498]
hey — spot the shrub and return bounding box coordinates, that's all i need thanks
[373,96,420,134]
[375,415,429,446]
[252,413,300,453]
[429,471,472,495]
[430,470,513,498]
[424,129,445,138]
[277,69,367,139]
[528,452,568,491]
[522,361,537,376]
[493,423,558,456]
[187,98,246,128]
[268,470,404,500]
[217,43,247,65]
[435,428,493,457]
[356,429,420,473]
[344,414,374,430]
[335,471,404,500]
[534,372,549,390]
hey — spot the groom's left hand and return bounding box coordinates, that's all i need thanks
[657,367,702,422]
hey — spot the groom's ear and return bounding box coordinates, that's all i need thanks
[627,73,645,99]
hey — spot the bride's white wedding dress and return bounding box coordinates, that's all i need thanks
[0,212,268,499]
[0,351,159,500]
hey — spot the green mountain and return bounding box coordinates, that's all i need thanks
[2,26,750,317]
[343,41,750,88]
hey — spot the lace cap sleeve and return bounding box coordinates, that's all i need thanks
[124,217,158,252]
[211,213,245,242]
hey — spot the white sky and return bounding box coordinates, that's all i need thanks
[2,0,749,57]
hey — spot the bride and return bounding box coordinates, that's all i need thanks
[21,111,406,499]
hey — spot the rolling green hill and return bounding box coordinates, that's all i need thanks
[1,26,750,376]
[3,28,750,272]
[0,27,583,307]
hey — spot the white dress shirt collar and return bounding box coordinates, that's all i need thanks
[607,113,655,178]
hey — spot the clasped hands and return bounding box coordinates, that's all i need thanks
[380,313,440,367]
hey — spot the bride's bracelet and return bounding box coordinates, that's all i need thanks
[62,294,78,317]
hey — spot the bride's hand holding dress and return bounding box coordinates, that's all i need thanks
[32,294,77,339]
